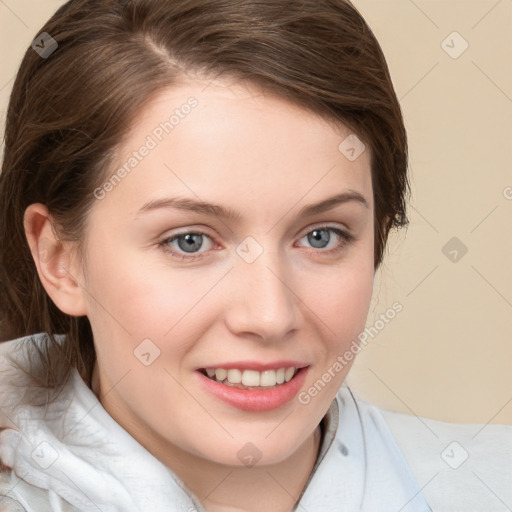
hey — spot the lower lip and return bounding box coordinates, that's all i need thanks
[195,367,309,412]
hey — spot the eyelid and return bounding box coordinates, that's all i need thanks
[298,220,351,236]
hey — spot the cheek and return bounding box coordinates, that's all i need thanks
[83,245,197,336]
[300,262,373,401]
[304,254,374,338]
[298,264,373,405]
[82,248,222,377]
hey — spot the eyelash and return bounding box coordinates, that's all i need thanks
[158,225,355,262]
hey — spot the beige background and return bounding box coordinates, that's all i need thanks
[0,1,511,425]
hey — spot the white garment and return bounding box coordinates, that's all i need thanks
[0,333,510,511]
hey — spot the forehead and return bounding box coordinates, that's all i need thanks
[94,78,373,223]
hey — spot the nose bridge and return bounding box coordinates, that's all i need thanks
[225,236,301,339]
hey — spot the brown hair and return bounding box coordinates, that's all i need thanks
[0,0,409,400]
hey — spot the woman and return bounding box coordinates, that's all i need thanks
[0,1,509,511]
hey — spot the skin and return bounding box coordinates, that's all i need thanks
[24,76,375,512]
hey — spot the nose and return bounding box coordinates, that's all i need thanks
[223,244,303,343]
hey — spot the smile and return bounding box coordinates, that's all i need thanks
[195,366,310,412]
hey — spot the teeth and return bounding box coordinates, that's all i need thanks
[227,369,242,384]
[242,370,260,386]
[203,366,299,387]
[284,367,295,382]
[260,370,276,387]
[215,368,227,381]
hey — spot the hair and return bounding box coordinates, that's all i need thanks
[0,0,409,403]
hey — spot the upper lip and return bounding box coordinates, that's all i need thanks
[197,361,310,371]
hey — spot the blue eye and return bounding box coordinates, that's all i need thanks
[159,231,214,261]
[298,226,353,252]
[159,226,354,262]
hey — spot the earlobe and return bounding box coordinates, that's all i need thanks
[23,203,88,317]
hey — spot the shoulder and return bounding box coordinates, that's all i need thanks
[365,396,512,511]
[0,334,32,359]
[0,467,78,512]
[0,333,53,423]
[0,334,80,511]
[0,332,65,386]
[0,335,36,428]
[0,332,54,368]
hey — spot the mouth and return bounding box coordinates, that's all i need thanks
[197,366,304,390]
[195,364,310,412]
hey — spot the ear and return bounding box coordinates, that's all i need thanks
[23,203,87,317]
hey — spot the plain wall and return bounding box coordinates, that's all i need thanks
[0,0,510,424]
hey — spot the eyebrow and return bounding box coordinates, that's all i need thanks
[135,190,369,222]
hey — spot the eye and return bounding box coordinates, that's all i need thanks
[159,231,215,261]
[158,225,354,261]
[296,226,354,255]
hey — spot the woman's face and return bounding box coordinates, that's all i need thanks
[78,77,374,466]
